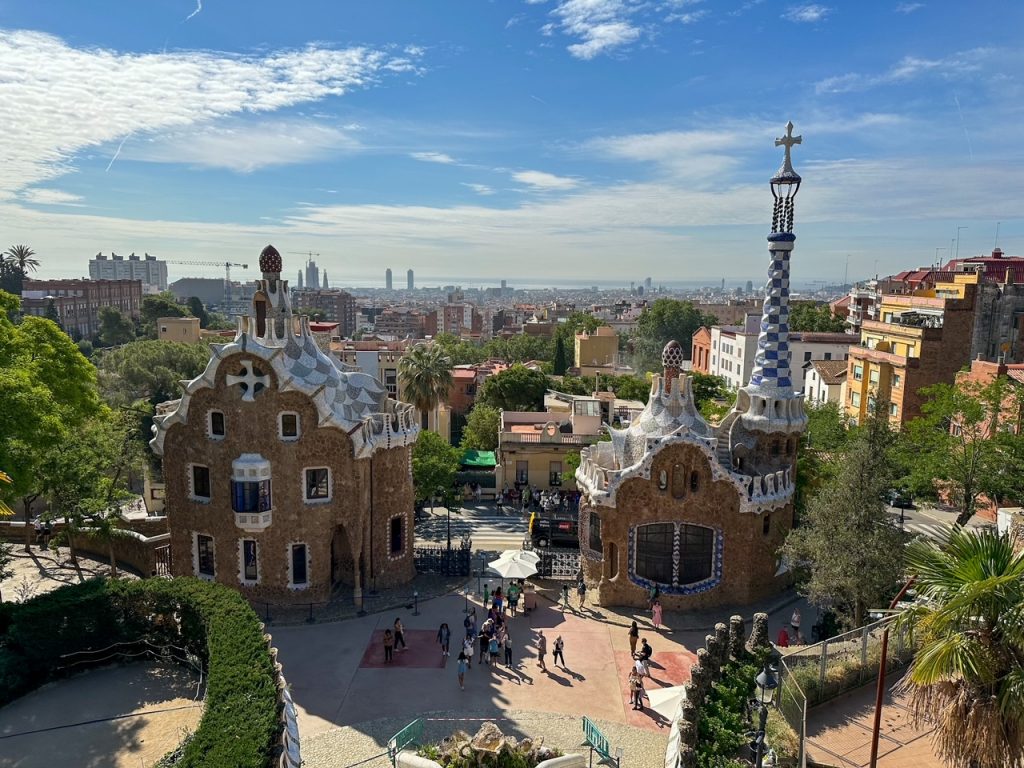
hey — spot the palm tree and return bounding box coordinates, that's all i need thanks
[4,245,39,275]
[398,343,453,430]
[896,528,1024,768]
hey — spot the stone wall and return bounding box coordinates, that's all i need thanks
[583,442,792,611]
[0,520,167,576]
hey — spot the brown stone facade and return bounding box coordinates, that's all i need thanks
[579,441,792,610]
[161,350,415,605]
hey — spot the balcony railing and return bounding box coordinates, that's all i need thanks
[499,432,599,446]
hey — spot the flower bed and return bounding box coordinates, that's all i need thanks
[0,577,280,768]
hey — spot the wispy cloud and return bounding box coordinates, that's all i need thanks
[410,151,456,164]
[548,0,643,60]
[512,170,580,190]
[895,2,924,13]
[815,48,993,94]
[667,9,708,24]
[782,4,831,23]
[184,0,202,22]
[126,121,361,172]
[462,183,496,195]
[20,188,84,206]
[0,30,423,199]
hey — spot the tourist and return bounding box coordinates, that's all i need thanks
[577,579,587,609]
[634,638,652,677]
[790,609,804,644]
[553,635,565,667]
[483,583,490,608]
[651,598,663,630]
[560,583,571,612]
[507,582,520,616]
[464,608,477,640]
[437,622,451,657]
[479,626,490,665]
[628,668,644,710]
[776,626,790,648]
[463,635,474,669]
[394,618,407,651]
[628,621,640,656]
[457,650,468,690]
[383,629,395,663]
[488,633,500,666]
[493,587,503,614]
[648,585,660,610]
[504,631,513,667]
[536,630,548,671]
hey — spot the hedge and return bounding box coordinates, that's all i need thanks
[0,577,280,768]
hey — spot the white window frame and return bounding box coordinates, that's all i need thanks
[193,531,216,580]
[189,463,212,503]
[287,541,311,590]
[239,538,260,585]
[208,409,226,440]
[302,466,332,504]
[279,411,301,441]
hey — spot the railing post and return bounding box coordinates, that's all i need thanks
[861,625,869,684]
[818,640,827,700]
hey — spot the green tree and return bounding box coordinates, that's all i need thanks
[83,510,134,577]
[95,339,211,407]
[398,343,454,425]
[781,407,905,628]
[43,298,61,328]
[186,296,210,328]
[0,541,13,602]
[435,332,485,365]
[140,291,190,337]
[553,335,568,375]
[460,404,501,452]
[478,364,549,412]
[2,245,39,294]
[412,429,461,504]
[609,374,651,404]
[630,299,718,374]
[904,377,1021,526]
[806,400,848,450]
[0,260,22,295]
[553,311,602,347]
[896,529,1024,768]
[97,306,136,346]
[788,303,846,333]
[562,450,582,485]
[555,375,593,396]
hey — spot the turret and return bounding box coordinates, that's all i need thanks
[252,244,292,339]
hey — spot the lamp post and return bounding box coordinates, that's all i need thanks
[868,577,916,767]
[753,661,779,768]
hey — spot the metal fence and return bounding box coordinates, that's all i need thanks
[387,718,424,766]
[780,616,912,709]
[413,543,472,576]
[776,656,808,768]
[534,548,582,580]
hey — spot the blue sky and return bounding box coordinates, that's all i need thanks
[2,0,1022,287]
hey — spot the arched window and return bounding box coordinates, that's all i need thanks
[678,524,714,585]
[634,523,715,587]
[671,464,686,499]
[690,471,699,493]
[635,523,674,584]
[658,470,668,491]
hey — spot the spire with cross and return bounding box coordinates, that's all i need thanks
[773,121,802,181]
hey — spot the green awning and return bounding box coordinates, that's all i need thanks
[461,450,497,468]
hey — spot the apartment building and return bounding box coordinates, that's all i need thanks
[89,252,167,292]
[291,289,357,337]
[21,278,142,338]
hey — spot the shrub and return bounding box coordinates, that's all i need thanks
[696,656,762,768]
[0,577,280,768]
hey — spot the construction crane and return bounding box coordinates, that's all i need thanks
[165,260,249,307]
[289,252,322,289]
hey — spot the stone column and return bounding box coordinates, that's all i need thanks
[714,622,730,668]
[747,611,770,653]
[705,634,723,681]
[729,615,746,660]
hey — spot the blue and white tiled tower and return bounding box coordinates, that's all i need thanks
[734,122,808,434]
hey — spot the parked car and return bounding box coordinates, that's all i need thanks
[528,510,579,549]
[887,488,913,508]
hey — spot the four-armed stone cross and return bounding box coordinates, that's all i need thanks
[774,120,802,175]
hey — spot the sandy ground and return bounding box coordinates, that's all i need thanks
[0,662,204,768]
[2,547,137,603]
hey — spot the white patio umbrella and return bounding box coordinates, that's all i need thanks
[496,549,540,565]
[646,685,687,721]
[488,553,539,580]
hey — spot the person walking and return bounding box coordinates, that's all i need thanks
[503,631,513,667]
[383,629,395,663]
[483,583,490,608]
[560,583,571,612]
[479,626,490,665]
[488,634,500,666]
[463,635,474,669]
[576,579,587,609]
[437,622,451,657]
[457,651,468,690]
[394,618,407,651]
[536,630,548,671]
[507,582,520,617]
[628,668,643,710]
[628,621,640,656]
[651,598,663,630]
[464,608,477,640]
[553,635,565,667]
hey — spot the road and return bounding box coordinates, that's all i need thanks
[414,503,529,553]
[887,502,995,543]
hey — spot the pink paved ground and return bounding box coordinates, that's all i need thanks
[273,592,699,738]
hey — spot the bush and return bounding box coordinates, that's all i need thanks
[0,577,280,768]
[697,656,763,768]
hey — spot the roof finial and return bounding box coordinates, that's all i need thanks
[773,121,802,181]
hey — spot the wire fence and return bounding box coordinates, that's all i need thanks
[776,656,808,768]
[779,616,912,709]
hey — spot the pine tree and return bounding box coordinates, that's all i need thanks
[553,335,568,375]
[44,298,61,328]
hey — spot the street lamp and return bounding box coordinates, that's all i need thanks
[752,662,780,768]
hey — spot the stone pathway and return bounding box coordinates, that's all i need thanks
[0,662,204,768]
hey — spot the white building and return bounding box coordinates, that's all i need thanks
[709,313,853,389]
[89,252,167,292]
[803,359,848,404]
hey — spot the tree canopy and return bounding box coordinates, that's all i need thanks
[788,303,846,333]
[478,364,549,412]
[411,429,461,504]
[398,343,453,416]
[95,339,211,407]
[629,299,718,373]
[97,306,136,346]
[140,291,190,337]
[460,404,501,452]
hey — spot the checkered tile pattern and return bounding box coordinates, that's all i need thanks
[749,249,792,390]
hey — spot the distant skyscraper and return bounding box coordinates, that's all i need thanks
[407,269,414,290]
[305,259,321,291]
[500,279,507,289]
[322,269,329,288]
[746,280,754,293]
[297,270,304,290]
[721,278,726,291]
[89,252,168,292]
[386,268,393,290]
[644,277,652,291]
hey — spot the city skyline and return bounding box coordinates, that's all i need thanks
[2,1,1022,284]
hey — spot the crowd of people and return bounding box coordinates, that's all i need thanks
[498,486,581,514]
